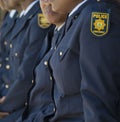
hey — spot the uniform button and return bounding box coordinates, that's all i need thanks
[44,61,48,66]
[25,102,28,106]
[54,46,56,50]
[4,41,7,45]
[53,107,56,112]
[5,57,9,61]
[32,80,34,84]
[29,15,33,19]
[74,15,78,19]
[59,51,63,56]
[5,84,9,89]
[10,44,12,48]
[50,76,52,81]
[15,53,18,57]
[6,65,10,70]
[0,63,2,68]
[51,47,53,50]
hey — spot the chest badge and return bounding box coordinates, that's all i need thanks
[91,12,109,36]
[38,13,51,28]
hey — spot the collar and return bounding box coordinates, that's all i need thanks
[57,23,65,31]
[19,10,25,18]
[69,0,88,17]
[24,0,38,16]
[9,10,17,18]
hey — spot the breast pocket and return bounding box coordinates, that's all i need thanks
[11,50,23,62]
[10,50,23,75]
[58,46,70,61]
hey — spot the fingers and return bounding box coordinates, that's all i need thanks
[0,96,8,118]
[0,96,6,103]
[0,112,9,119]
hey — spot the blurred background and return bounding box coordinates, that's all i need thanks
[0,9,5,25]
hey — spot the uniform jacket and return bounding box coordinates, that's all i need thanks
[18,1,88,122]
[48,1,120,121]
[18,28,55,122]
[48,5,86,122]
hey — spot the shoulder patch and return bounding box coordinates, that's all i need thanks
[91,12,109,36]
[38,13,51,28]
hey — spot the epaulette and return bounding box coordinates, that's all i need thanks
[38,13,51,28]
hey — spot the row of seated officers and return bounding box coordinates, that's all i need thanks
[0,0,120,122]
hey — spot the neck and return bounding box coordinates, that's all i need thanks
[69,0,83,13]
[16,6,22,12]
[56,22,64,28]
[21,0,34,10]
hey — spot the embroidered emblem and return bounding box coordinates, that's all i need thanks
[38,13,51,28]
[91,12,109,36]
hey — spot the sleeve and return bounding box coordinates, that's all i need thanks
[80,4,120,122]
[0,15,51,112]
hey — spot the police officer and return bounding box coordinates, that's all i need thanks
[0,0,50,98]
[0,0,20,119]
[18,0,85,121]
[50,0,120,121]
[0,0,19,97]
[15,0,67,121]
[0,0,52,121]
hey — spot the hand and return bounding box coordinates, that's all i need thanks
[0,96,6,103]
[0,112,9,118]
[0,96,9,118]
